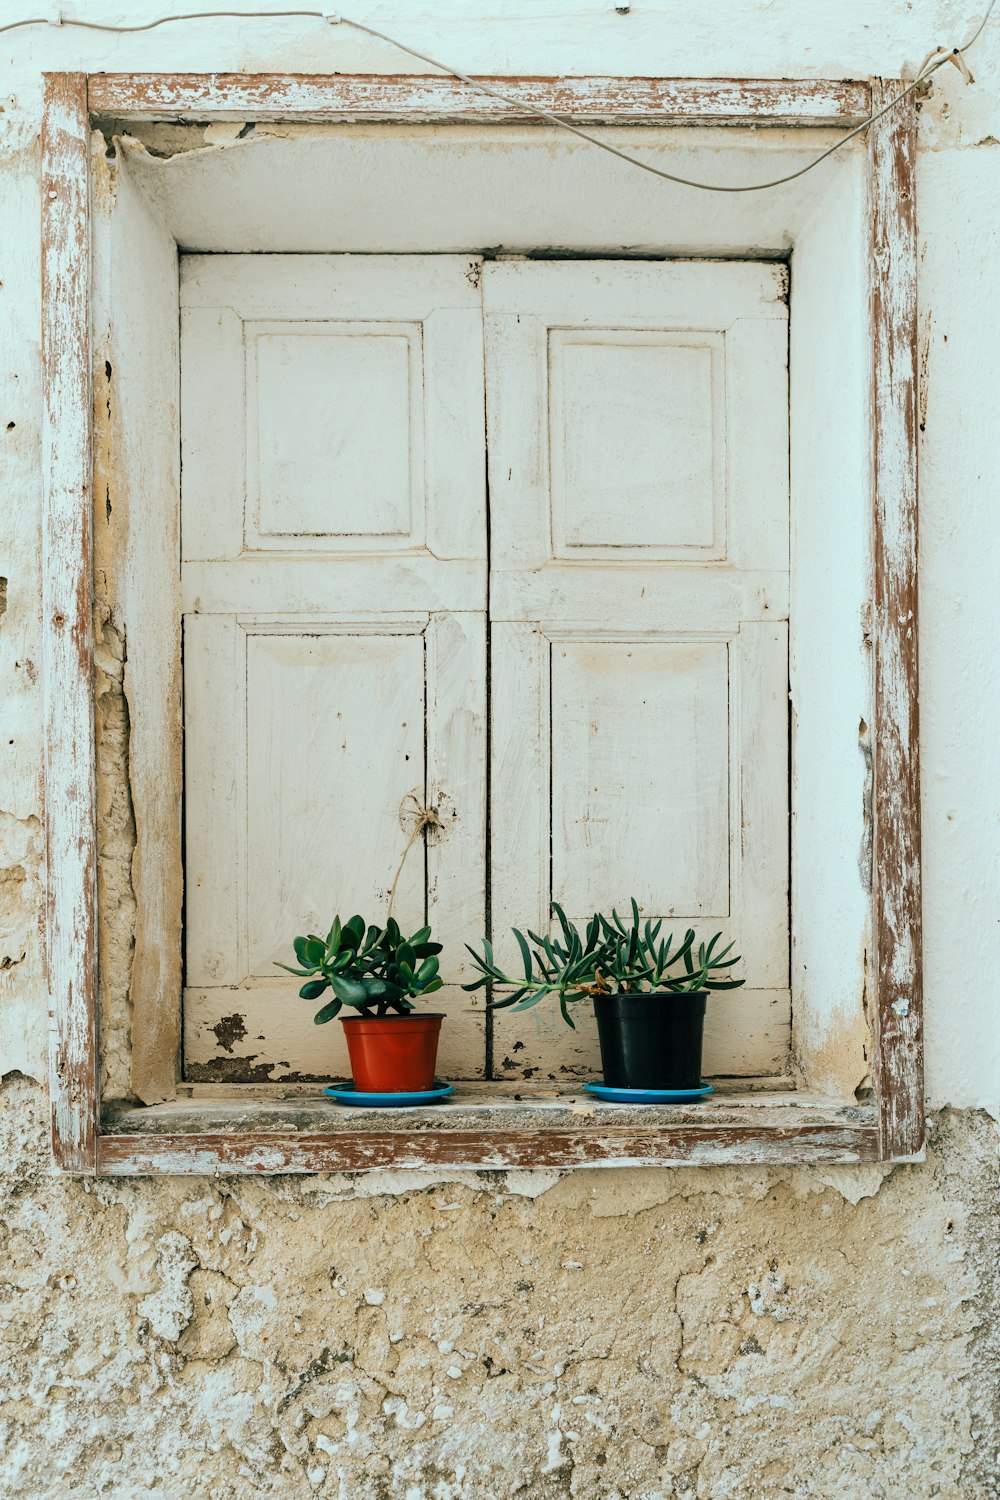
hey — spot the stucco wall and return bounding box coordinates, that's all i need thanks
[1,4,998,1496]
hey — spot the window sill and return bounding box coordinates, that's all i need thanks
[98,1083,880,1173]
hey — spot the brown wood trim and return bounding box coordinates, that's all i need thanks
[42,74,98,1173]
[98,1121,881,1174]
[869,81,924,1159]
[86,73,872,126]
[36,69,923,1170]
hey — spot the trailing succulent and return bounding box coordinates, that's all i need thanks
[278,914,443,1022]
[464,899,744,1028]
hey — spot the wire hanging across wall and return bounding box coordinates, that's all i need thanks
[1,1,996,192]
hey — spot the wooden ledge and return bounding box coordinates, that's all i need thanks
[98,1085,879,1173]
[87,75,873,127]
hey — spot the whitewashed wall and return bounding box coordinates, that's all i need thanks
[0,7,998,1497]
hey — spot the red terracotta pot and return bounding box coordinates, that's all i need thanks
[341,1013,444,1093]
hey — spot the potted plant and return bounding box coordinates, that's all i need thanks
[279,914,445,1093]
[464,900,744,1092]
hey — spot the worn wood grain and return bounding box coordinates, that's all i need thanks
[97,1119,880,1173]
[869,84,923,1159]
[104,1085,862,1133]
[42,75,98,1172]
[88,74,872,127]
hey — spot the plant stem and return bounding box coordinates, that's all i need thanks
[386,805,441,921]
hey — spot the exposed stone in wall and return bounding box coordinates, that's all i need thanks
[90,191,140,1105]
[94,611,137,1104]
[1,1076,995,1499]
[0,814,39,984]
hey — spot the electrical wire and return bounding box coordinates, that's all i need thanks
[333,9,995,194]
[2,1,995,193]
[0,8,328,33]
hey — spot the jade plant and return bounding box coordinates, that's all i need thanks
[464,899,744,1027]
[278,914,444,1023]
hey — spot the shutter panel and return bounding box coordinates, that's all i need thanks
[484,260,790,1080]
[180,255,487,1081]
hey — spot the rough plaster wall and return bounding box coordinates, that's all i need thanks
[1,2,1000,1495]
[1,1077,997,1499]
[91,144,137,1103]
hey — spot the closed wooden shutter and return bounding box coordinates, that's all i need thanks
[179,254,790,1084]
[484,260,790,1079]
[180,255,487,1080]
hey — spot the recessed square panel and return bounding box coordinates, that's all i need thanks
[548,330,725,559]
[551,637,730,919]
[244,629,426,976]
[246,322,423,549]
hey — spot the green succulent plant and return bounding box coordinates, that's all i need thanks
[464,899,744,1028]
[278,914,444,1022]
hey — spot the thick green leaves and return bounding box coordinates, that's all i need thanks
[285,900,743,1029]
[395,942,416,983]
[280,914,449,1018]
[514,928,533,981]
[344,914,366,945]
[486,987,529,1010]
[466,900,745,1024]
[313,997,343,1024]
[299,978,329,1001]
[511,986,550,1012]
[330,974,368,1007]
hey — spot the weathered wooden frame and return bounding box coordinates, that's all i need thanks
[41,72,921,1173]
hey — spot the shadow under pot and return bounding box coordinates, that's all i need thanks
[592,991,707,1091]
[341,1013,444,1093]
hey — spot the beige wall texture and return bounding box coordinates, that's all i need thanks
[1,3,998,1496]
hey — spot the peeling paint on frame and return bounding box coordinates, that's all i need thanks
[41,72,922,1171]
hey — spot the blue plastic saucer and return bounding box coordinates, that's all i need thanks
[583,1081,714,1104]
[323,1081,454,1107]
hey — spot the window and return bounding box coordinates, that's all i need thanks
[179,253,789,1089]
[42,73,922,1171]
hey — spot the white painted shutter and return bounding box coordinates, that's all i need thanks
[484,260,790,1079]
[179,255,487,1080]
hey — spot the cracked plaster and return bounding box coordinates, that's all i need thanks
[0,4,999,1496]
[0,1077,997,1498]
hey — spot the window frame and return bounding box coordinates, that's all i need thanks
[41,71,921,1173]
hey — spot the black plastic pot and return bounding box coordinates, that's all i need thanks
[592,991,707,1090]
